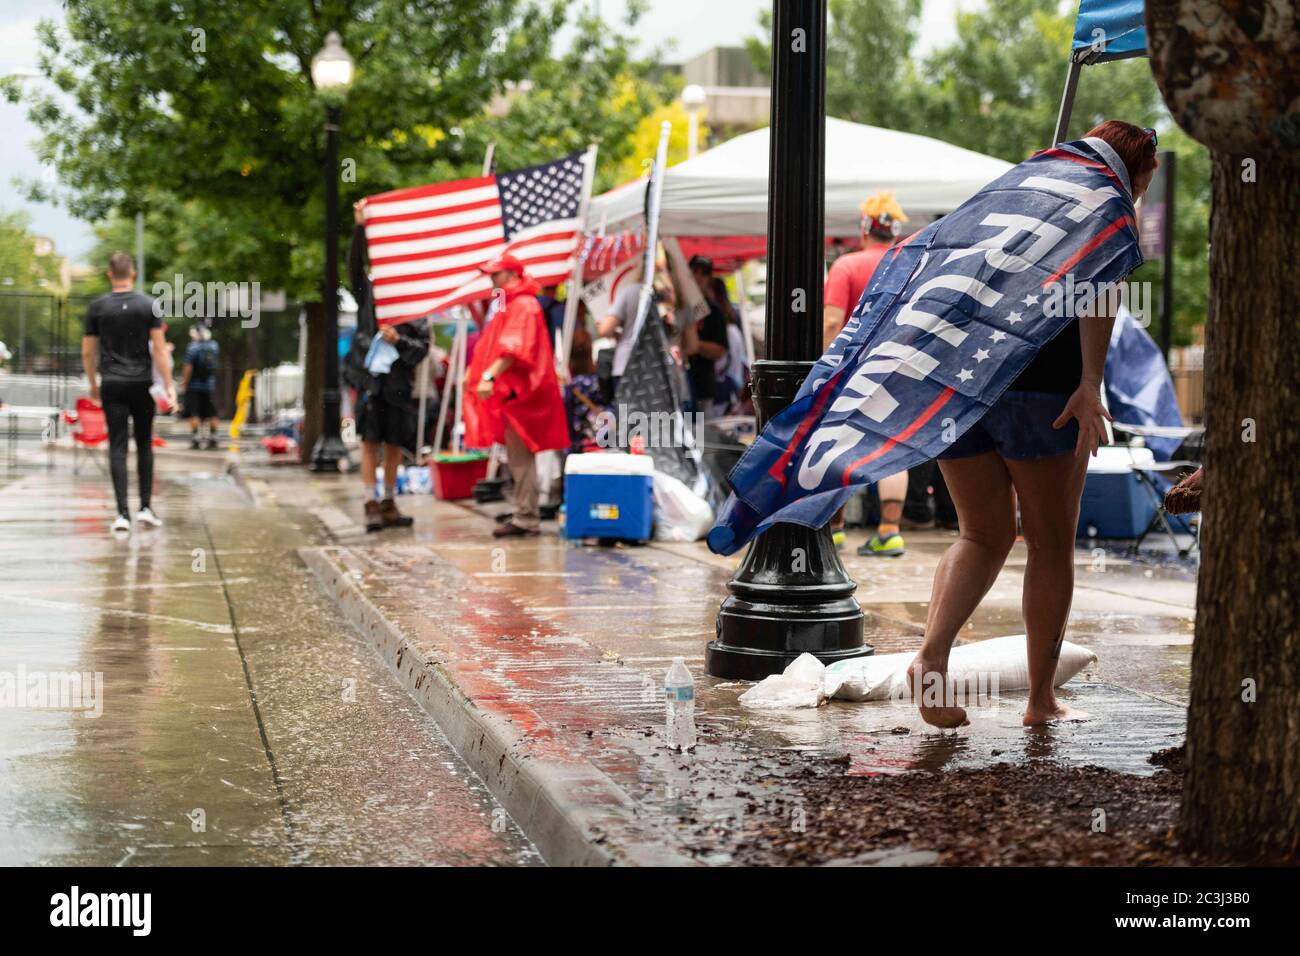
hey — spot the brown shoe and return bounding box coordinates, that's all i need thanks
[379,497,414,528]
[364,500,383,533]
[492,521,538,538]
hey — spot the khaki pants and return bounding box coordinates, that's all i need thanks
[504,426,539,531]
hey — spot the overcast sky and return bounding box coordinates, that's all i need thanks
[0,0,967,264]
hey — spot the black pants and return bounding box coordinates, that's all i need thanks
[102,381,155,516]
[905,459,957,524]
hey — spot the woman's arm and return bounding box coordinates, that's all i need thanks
[1052,304,1116,457]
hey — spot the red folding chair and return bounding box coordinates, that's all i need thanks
[65,396,109,475]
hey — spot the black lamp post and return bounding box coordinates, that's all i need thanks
[706,0,872,680]
[309,31,354,473]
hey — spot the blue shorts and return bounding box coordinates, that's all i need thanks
[939,389,1079,462]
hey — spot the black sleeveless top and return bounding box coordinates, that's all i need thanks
[1010,318,1081,393]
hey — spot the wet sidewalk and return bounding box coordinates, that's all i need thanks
[275,465,1195,865]
[0,456,540,866]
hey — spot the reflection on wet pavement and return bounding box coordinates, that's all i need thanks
[0,464,539,866]
[296,477,1192,860]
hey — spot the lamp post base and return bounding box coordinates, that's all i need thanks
[707,359,871,680]
[707,521,871,681]
[309,433,350,473]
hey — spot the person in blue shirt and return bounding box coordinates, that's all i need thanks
[535,284,567,341]
[181,324,221,449]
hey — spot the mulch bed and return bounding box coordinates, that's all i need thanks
[726,747,1196,866]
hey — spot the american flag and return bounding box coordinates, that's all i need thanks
[363,151,589,326]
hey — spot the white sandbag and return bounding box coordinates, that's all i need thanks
[738,653,827,709]
[651,470,715,542]
[824,634,1097,702]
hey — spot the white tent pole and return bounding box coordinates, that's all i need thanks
[453,309,469,454]
[628,121,672,347]
[734,266,756,367]
[559,143,599,374]
[431,313,461,455]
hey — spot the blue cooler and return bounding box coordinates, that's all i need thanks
[564,453,654,541]
[1076,446,1157,539]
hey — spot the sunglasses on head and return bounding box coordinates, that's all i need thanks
[1142,127,1158,148]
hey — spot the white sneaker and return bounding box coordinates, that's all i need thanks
[135,507,163,528]
[111,514,131,534]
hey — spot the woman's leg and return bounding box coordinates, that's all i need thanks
[909,451,1017,727]
[1003,451,1089,725]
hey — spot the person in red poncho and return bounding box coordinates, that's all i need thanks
[465,255,569,538]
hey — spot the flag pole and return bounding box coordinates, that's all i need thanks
[431,313,459,455]
[559,143,599,373]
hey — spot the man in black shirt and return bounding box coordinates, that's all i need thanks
[82,252,177,534]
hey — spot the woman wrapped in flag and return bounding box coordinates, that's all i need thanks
[709,121,1159,727]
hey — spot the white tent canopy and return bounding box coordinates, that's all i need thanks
[588,117,1014,238]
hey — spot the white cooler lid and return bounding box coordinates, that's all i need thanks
[564,452,656,476]
[1086,444,1157,474]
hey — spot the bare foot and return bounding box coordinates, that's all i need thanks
[906,656,969,729]
[1022,701,1090,726]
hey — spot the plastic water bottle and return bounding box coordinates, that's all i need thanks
[664,657,697,751]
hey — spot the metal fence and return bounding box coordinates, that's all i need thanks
[0,291,80,408]
[1,291,307,421]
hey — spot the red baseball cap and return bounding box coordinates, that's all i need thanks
[478,253,526,276]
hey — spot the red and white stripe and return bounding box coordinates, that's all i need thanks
[420,218,581,316]
[364,177,580,326]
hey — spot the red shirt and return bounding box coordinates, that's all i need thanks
[824,245,891,329]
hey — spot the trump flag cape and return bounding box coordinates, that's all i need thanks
[708,138,1144,555]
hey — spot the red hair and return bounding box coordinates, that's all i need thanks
[1084,120,1158,186]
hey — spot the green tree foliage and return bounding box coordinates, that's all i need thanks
[469,0,677,193]
[0,211,61,291]
[747,0,923,128]
[748,0,1210,345]
[8,0,669,302]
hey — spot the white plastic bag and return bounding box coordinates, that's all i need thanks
[738,653,827,709]
[736,636,1098,710]
[651,470,714,542]
[824,635,1097,702]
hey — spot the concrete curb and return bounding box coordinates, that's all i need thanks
[299,545,691,867]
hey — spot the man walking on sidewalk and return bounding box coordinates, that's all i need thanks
[465,255,568,538]
[181,323,221,450]
[82,251,177,534]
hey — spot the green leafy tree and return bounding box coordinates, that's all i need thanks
[0,210,65,371]
[746,0,923,128]
[10,0,564,299]
[0,210,61,291]
[746,0,1210,346]
[8,0,669,451]
[469,0,677,193]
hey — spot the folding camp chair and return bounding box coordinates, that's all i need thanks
[65,396,109,475]
[1112,421,1203,558]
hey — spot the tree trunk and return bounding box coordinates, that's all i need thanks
[1180,151,1300,861]
[300,300,325,465]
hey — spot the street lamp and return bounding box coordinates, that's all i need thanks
[309,31,354,472]
[706,0,871,680]
[682,83,706,159]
